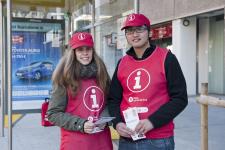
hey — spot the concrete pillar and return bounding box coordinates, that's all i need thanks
[172,17,197,95]
[198,18,209,93]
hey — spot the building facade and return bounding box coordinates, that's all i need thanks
[71,0,225,95]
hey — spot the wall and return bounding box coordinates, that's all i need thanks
[140,0,225,24]
[140,0,174,24]
[175,0,225,18]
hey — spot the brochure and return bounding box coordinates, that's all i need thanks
[123,107,146,141]
[94,117,115,125]
[90,117,115,134]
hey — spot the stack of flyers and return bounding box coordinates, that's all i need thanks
[94,117,115,125]
[90,117,115,134]
[90,127,103,134]
[123,107,146,141]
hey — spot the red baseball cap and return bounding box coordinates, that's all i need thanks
[69,32,94,49]
[121,13,151,30]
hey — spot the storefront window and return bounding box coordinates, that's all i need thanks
[95,0,134,23]
[71,0,135,76]
[95,21,119,76]
[95,15,132,77]
[72,0,92,31]
[93,0,134,77]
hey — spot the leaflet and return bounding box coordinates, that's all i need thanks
[94,117,115,125]
[90,127,103,134]
[90,117,115,134]
[123,107,146,141]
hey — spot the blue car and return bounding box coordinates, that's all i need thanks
[15,61,54,80]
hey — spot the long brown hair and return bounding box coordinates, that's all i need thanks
[51,47,110,96]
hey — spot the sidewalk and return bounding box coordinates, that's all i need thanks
[0,96,225,150]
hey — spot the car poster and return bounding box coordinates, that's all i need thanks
[12,18,64,110]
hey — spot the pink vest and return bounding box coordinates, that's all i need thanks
[60,79,113,150]
[118,47,174,139]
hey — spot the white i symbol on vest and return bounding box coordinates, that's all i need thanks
[90,89,99,108]
[133,71,141,89]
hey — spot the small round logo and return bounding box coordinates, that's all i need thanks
[78,33,86,40]
[128,14,135,21]
[88,116,93,121]
[128,97,134,102]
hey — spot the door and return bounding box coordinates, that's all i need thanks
[208,17,224,94]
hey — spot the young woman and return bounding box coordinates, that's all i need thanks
[47,32,113,150]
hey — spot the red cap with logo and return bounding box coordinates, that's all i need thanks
[69,32,94,49]
[121,13,151,30]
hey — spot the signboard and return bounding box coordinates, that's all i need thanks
[150,23,172,40]
[12,18,64,110]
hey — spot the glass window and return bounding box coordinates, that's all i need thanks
[94,0,134,76]
[95,19,124,77]
[72,0,93,31]
[95,0,134,23]
[208,15,225,94]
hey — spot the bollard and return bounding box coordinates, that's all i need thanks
[200,83,208,150]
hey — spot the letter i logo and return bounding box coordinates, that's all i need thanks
[90,89,99,108]
[133,71,141,89]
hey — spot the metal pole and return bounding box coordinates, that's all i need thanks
[6,0,12,149]
[91,0,95,41]
[224,7,225,94]
[0,0,4,137]
[65,0,71,44]
[134,0,139,14]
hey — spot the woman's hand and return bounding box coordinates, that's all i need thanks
[83,120,95,134]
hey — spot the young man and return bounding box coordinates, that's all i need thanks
[108,13,188,150]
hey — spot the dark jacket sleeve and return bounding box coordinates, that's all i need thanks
[108,60,124,129]
[148,52,188,128]
[47,86,87,132]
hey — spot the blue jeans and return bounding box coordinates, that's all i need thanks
[118,136,174,150]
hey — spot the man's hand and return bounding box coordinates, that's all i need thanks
[116,122,134,138]
[135,119,154,135]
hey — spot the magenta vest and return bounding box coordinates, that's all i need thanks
[117,47,174,139]
[60,79,113,150]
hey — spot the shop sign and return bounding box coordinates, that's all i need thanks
[150,23,172,40]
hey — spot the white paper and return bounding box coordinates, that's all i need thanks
[90,127,103,134]
[123,107,146,141]
[94,117,115,125]
[90,117,115,134]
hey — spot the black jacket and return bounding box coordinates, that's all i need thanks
[108,44,188,129]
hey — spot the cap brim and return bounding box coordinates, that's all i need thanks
[121,23,146,30]
[71,43,94,49]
